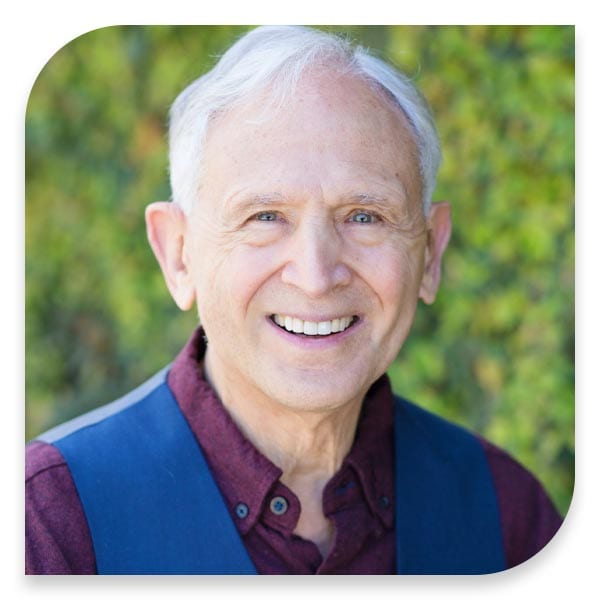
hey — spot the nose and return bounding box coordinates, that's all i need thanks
[280,218,352,298]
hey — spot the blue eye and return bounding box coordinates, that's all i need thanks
[255,211,278,222]
[350,212,375,224]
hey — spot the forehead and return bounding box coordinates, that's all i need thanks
[201,70,422,203]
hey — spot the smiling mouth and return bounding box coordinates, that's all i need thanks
[270,314,359,337]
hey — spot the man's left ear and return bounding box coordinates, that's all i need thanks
[418,201,452,305]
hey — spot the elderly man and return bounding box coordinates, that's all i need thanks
[26,26,562,575]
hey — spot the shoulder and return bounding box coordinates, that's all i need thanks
[26,440,76,501]
[26,438,66,480]
[36,366,171,447]
[25,441,96,574]
[394,396,564,569]
[25,367,174,575]
[477,436,564,569]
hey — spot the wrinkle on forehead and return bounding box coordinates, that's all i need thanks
[199,68,423,216]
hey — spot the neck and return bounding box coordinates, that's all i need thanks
[243,402,361,478]
[203,347,364,555]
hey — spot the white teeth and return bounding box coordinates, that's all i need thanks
[317,321,331,335]
[272,314,355,336]
[303,321,318,335]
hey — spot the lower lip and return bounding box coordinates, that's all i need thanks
[267,316,361,349]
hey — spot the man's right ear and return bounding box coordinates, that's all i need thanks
[145,202,195,311]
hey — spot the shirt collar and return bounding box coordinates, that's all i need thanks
[167,328,281,534]
[342,374,395,529]
[167,327,395,533]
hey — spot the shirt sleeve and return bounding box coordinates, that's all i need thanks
[25,441,97,574]
[478,437,564,569]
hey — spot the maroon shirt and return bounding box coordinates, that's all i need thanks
[25,328,563,574]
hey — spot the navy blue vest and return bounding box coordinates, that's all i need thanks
[38,368,506,574]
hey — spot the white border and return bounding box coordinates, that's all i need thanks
[7,1,596,598]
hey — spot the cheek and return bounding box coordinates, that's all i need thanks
[358,241,426,311]
[194,242,283,321]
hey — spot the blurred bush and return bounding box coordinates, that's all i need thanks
[25,26,574,515]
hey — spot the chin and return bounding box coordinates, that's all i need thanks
[263,370,372,414]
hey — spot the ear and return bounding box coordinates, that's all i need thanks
[418,201,452,305]
[145,202,196,311]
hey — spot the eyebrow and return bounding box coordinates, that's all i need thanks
[349,193,395,207]
[344,192,410,216]
[223,193,286,217]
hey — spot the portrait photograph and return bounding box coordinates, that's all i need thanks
[24,25,574,576]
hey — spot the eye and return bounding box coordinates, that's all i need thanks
[349,211,378,224]
[254,211,278,222]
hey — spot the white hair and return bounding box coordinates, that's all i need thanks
[168,26,441,216]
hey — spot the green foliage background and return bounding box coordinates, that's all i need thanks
[25,26,574,516]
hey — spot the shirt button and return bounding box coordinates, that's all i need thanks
[235,502,249,519]
[269,496,289,516]
[379,495,390,509]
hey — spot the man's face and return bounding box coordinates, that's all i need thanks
[183,72,431,412]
